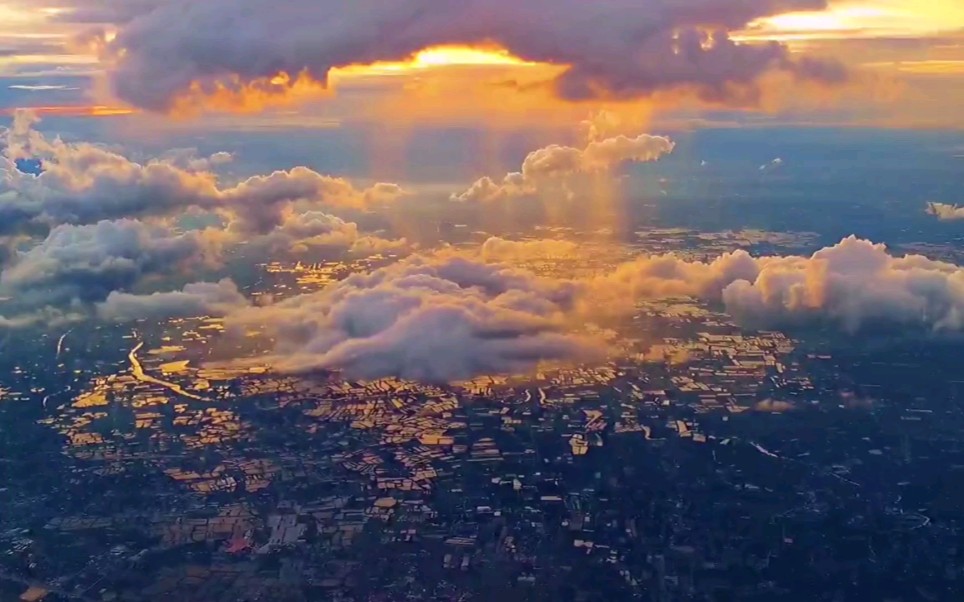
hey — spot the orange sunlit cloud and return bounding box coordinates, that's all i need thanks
[167,72,331,117]
[116,39,857,130]
[131,46,543,118]
[3,3,962,128]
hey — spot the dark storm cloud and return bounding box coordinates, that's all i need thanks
[78,0,844,111]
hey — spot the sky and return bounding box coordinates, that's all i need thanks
[0,0,963,381]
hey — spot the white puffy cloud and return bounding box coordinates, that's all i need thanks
[721,237,964,331]
[0,112,408,313]
[220,168,405,235]
[926,202,964,221]
[97,278,248,321]
[219,254,603,382]
[604,236,964,332]
[0,111,406,236]
[246,210,409,255]
[600,247,762,301]
[1,111,219,231]
[454,133,675,203]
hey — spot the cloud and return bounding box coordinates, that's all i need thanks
[247,210,408,255]
[0,219,215,305]
[1,112,220,233]
[158,148,234,172]
[454,133,675,203]
[0,114,412,321]
[759,157,784,171]
[926,202,964,221]
[220,168,406,236]
[480,237,579,262]
[218,253,603,382]
[95,235,964,381]
[580,109,659,144]
[721,237,964,331]
[75,0,845,112]
[0,307,82,330]
[97,278,248,321]
[600,246,762,302]
[0,208,405,319]
[604,236,964,332]
[7,85,79,92]
[1,111,406,236]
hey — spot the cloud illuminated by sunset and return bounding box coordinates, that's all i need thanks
[338,46,539,75]
[0,0,962,127]
[739,0,964,42]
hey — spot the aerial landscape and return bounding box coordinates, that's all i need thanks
[1,1,964,601]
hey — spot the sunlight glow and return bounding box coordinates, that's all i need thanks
[335,45,538,77]
[411,46,534,68]
[0,105,135,117]
[736,1,964,42]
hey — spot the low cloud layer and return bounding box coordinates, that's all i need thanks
[454,133,675,203]
[0,112,409,310]
[0,219,214,305]
[926,202,964,221]
[480,237,580,262]
[219,254,603,382]
[1,111,406,237]
[97,278,247,321]
[212,236,964,382]
[603,236,964,332]
[14,233,964,380]
[67,0,845,112]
